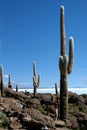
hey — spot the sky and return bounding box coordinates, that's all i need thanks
[0,0,87,89]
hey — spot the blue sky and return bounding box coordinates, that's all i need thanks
[0,0,87,88]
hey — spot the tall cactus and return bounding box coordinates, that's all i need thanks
[55,83,58,97]
[0,65,4,97]
[59,6,74,120]
[8,74,12,89]
[33,62,40,97]
[16,84,18,92]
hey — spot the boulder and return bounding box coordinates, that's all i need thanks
[68,92,85,105]
[10,117,22,129]
[26,98,41,109]
[55,120,65,127]
[22,108,55,129]
[4,87,30,102]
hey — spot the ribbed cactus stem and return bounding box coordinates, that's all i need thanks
[55,83,58,97]
[8,74,12,89]
[33,62,40,97]
[68,37,74,74]
[33,62,36,77]
[59,6,74,120]
[60,6,66,56]
[0,65,4,97]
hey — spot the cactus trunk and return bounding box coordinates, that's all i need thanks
[33,86,37,97]
[59,6,74,120]
[60,73,68,119]
[55,83,58,97]
[0,65,4,97]
[8,74,12,89]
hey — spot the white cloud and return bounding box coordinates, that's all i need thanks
[18,82,30,86]
[4,74,9,78]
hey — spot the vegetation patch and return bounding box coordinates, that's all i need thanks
[0,112,9,129]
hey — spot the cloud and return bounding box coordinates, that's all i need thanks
[4,74,9,78]
[18,82,30,86]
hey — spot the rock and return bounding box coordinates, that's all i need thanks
[0,97,23,113]
[68,116,79,129]
[75,111,87,129]
[69,92,85,105]
[22,108,55,129]
[55,120,65,127]
[4,87,30,102]
[26,98,41,109]
[10,117,22,129]
[55,128,70,130]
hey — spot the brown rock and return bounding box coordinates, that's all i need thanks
[27,98,41,109]
[55,120,65,127]
[4,87,30,102]
[69,92,85,105]
[10,117,22,129]
[22,108,55,129]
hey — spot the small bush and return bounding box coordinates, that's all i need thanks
[39,107,48,115]
[80,94,87,98]
[78,105,84,112]
[0,112,9,128]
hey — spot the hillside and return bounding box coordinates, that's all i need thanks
[0,87,87,130]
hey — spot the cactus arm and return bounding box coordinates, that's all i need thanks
[37,74,40,87]
[33,77,37,86]
[60,6,66,56]
[8,74,11,84]
[33,62,36,77]
[63,55,68,72]
[59,55,68,75]
[68,37,74,74]
[55,83,58,97]
[59,56,64,71]
[8,74,12,89]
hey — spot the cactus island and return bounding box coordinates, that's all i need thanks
[0,5,87,130]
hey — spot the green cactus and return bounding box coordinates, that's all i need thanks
[16,84,18,92]
[59,6,74,120]
[0,65,4,97]
[33,62,40,97]
[8,74,12,89]
[55,83,58,97]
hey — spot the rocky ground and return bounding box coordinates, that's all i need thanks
[0,87,87,130]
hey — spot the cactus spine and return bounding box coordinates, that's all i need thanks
[0,65,4,97]
[33,62,40,97]
[8,74,12,89]
[59,6,74,120]
[55,83,58,97]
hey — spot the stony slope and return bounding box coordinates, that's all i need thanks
[0,88,87,130]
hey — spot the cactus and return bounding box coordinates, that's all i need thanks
[59,6,74,120]
[16,84,18,92]
[0,65,4,97]
[55,83,58,97]
[33,62,40,97]
[8,74,12,89]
